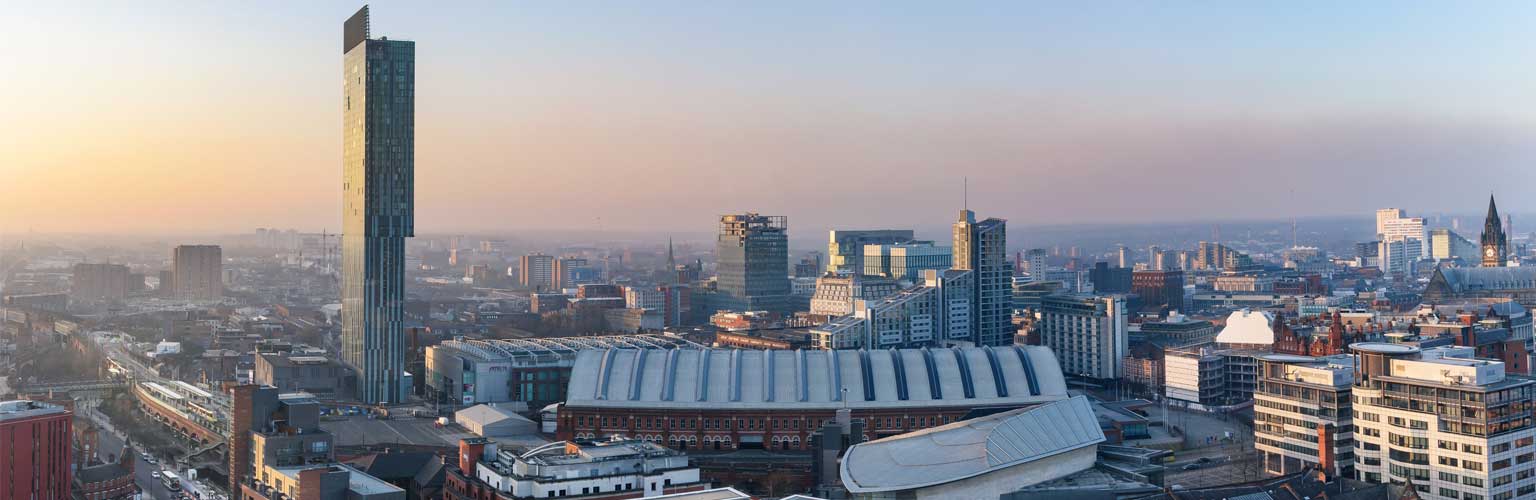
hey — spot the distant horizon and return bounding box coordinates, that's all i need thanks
[5,2,1536,234]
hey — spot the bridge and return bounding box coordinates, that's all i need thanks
[15,379,127,393]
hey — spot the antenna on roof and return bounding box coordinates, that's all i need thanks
[963,176,969,210]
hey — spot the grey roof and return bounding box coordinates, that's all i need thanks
[436,334,703,365]
[564,346,1068,410]
[1436,266,1536,292]
[839,396,1104,493]
[455,404,533,427]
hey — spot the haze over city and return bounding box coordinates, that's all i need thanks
[9,4,1536,500]
[5,1,1536,235]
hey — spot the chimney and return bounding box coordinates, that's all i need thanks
[460,438,488,474]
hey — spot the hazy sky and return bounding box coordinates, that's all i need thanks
[4,1,1536,236]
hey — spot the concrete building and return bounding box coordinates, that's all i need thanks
[448,438,707,500]
[712,213,793,315]
[518,254,554,291]
[808,274,901,317]
[827,230,914,275]
[231,384,404,500]
[553,257,595,291]
[1253,354,1355,478]
[1431,228,1480,262]
[425,335,703,408]
[0,400,72,500]
[1037,294,1127,380]
[1349,343,1536,500]
[173,245,224,300]
[838,396,1105,499]
[954,209,1013,346]
[341,5,415,404]
[809,269,973,350]
[557,346,1069,449]
[254,352,349,398]
[70,263,132,301]
[861,241,952,283]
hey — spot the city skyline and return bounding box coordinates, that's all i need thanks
[5,2,1536,235]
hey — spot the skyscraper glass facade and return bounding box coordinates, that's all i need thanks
[342,6,414,404]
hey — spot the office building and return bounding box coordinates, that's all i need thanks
[254,352,349,398]
[70,263,131,301]
[518,253,554,290]
[861,241,952,282]
[1117,246,1130,268]
[1253,354,1355,477]
[827,230,913,275]
[1137,313,1216,346]
[552,257,595,291]
[809,269,973,349]
[1379,238,1423,276]
[1431,228,1480,262]
[1484,195,1509,267]
[173,245,224,300]
[1023,249,1048,281]
[712,213,793,314]
[341,5,415,404]
[1349,344,1536,500]
[1131,270,1184,312]
[0,400,72,500]
[1088,262,1132,294]
[230,386,404,500]
[1037,294,1127,380]
[1194,241,1249,271]
[808,273,900,317]
[954,209,1013,346]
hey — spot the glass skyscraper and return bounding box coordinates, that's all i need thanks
[713,213,792,313]
[342,6,414,404]
[954,209,1013,346]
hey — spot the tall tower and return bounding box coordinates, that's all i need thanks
[1482,194,1507,267]
[342,6,415,404]
[953,209,1012,346]
[716,213,791,313]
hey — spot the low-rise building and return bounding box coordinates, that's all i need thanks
[425,335,703,408]
[449,438,707,500]
[254,352,349,397]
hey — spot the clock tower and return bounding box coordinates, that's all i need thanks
[1481,194,1507,267]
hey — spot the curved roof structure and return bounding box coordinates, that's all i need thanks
[1215,309,1274,345]
[839,396,1104,493]
[564,346,1067,410]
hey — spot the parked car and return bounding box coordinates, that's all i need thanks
[1182,463,1203,471]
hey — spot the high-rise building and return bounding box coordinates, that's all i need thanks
[1430,228,1480,262]
[1349,344,1535,499]
[953,209,1012,346]
[1377,207,1429,263]
[551,257,591,291]
[714,213,793,314]
[808,273,901,317]
[518,253,554,291]
[172,245,223,300]
[0,400,72,500]
[1037,294,1126,380]
[342,6,415,404]
[826,230,913,275]
[1253,354,1354,478]
[809,269,973,349]
[1483,195,1508,267]
[1023,248,1048,281]
[1116,246,1130,268]
[861,241,952,282]
[70,263,131,301]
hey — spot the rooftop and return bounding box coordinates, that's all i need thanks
[840,396,1104,494]
[269,464,403,496]
[565,346,1068,410]
[0,400,68,422]
[435,334,703,364]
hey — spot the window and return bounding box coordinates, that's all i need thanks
[1440,471,1459,483]
[1465,461,1485,472]
[1440,488,1460,499]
